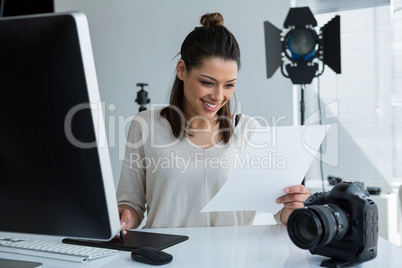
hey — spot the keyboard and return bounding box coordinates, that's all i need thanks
[0,236,118,262]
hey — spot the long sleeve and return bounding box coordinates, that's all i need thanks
[116,115,147,222]
[274,208,284,225]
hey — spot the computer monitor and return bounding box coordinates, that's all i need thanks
[0,12,120,240]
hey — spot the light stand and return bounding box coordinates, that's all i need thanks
[300,84,306,125]
[264,7,341,187]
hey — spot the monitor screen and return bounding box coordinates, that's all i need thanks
[0,12,120,240]
[1,0,54,17]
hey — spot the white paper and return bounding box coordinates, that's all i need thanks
[201,125,329,214]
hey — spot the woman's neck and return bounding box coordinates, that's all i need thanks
[185,114,218,130]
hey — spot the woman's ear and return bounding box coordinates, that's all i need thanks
[176,60,187,80]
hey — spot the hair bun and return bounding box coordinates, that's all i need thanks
[200,13,224,27]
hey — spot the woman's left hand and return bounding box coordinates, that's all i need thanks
[276,184,310,225]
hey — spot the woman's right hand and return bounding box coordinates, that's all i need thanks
[117,204,141,237]
[118,206,132,236]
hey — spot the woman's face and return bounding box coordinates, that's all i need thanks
[177,57,238,121]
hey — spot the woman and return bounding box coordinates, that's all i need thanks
[117,12,310,231]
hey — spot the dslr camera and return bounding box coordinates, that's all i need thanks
[287,181,378,267]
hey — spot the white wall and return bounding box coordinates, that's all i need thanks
[55,0,293,185]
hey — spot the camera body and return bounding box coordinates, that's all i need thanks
[287,181,378,265]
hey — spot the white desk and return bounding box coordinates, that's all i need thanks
[1,225,402,267]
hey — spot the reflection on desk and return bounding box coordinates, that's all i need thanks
[1,225,402,267]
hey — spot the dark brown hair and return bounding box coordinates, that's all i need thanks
[160,12,241,144]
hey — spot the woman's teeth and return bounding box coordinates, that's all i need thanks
[202,99,218,108]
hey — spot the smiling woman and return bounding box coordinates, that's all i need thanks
[116,12,311,231]
[160,12,241,144]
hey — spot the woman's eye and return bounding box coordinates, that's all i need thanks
[226,84,235,88]
[201,81,213,86]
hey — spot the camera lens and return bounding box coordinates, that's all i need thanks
[291,211,320,247]
[287,204,349,250]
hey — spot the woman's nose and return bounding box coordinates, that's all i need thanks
[210,86,224,102]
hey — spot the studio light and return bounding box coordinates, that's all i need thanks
[264,7,341,85]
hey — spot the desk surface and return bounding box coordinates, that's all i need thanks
[1,225,402,267]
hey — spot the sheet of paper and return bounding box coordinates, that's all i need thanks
[201,125,329,214]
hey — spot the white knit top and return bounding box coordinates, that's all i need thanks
[116,109,262,228]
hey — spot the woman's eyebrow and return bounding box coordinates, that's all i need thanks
[200,74,237,83]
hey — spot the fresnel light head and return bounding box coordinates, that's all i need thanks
[264,7,341,84]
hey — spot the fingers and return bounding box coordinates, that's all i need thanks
[120,222,127,235]
[277,199,305,210]
[115,221,127,238]
[119,208,131,225]
[118,207,131,234]
[277,194,308,205]
[276,185,310,210]
[283,185,310,195]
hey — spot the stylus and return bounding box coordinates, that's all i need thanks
[120,229,125,241]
